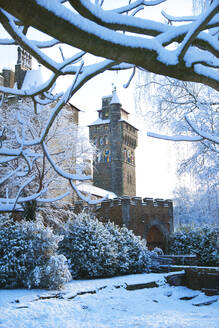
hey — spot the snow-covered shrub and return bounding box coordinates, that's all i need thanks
[38,205,75,231]
[0,218,71,289]
[59,213,117,278]
[105,222,151,275]
[169,224,218,265]
[59,213,152,279]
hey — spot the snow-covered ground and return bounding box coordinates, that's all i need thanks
[0,272,218,328]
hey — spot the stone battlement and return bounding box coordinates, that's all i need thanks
[91,196,173,209]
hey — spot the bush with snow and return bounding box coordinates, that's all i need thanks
[0,218,71,289]
[169,224,218,265]
[59,212,151,279]
[105,221,151,275]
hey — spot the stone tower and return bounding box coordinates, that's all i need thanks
[15,47,32,89]
[89,90,138,196]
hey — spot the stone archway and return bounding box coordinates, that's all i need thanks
[146,225,164,251]
[144,219,169,251]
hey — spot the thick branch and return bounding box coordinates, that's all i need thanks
[0,0,218,90]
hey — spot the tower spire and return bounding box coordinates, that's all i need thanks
[110,85,121,105]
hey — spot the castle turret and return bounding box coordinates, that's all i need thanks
[89,89,138,196]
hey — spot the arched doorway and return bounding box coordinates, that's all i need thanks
[146,225,164,250]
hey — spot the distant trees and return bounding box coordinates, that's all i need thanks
[135,74,218,223]
[134,0,218,223]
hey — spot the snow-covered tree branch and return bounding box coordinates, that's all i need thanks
[0,0,218,91]
[0,99,98,212]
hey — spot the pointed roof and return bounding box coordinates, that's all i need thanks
[110,89,121,105]
[21,66,43,90]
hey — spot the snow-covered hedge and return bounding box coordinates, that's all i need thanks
[0,219,71,289]
[59,213,151,279]
[169,224,218,265]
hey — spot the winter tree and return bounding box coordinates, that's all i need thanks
[0,97,97,213]
[133,0,218,224]
[0,0,218,210]
[135,74,218,223]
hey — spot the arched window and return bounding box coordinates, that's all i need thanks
[123,148,127,161]
[93,136,98,146]
[99,136,104,146]
[104,135,109,145]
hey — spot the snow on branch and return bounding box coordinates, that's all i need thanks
[161,11,198,23]
[147,114,219,145]
[113,0,167,14]
[69,180,108,205]
[37,191,70,203]
[178,1,219,61]
[0,0,218,89]
[147,132,204,142]
[42,142,91,182]
[185,115,219,144]
[0,0,218,211]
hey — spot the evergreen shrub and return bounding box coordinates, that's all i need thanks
[59,212,152,279]
[0,218,71,289]
[169,224,218,265]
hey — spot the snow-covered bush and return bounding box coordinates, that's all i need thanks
[0,218,71,289]
[59,213,117,278]
[105,222,151,275]
[169,224,218,265]
[59,213,151,279]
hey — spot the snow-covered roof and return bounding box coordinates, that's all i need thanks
[102,94,112,99]
[110,90,121,105]
[120,118,139,131]
[88,118,110,126]
[77,183,117,199]
[21,67,44,90]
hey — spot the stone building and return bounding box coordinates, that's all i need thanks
[89,90,138,197]
[0,47,80,124]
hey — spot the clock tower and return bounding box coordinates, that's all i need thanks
[89,90,138,197]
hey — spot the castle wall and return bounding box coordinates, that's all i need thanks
[75,196,173,250]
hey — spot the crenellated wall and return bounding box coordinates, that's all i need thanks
[74,196,173,250]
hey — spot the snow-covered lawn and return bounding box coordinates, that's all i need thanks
[0,272,218,328]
